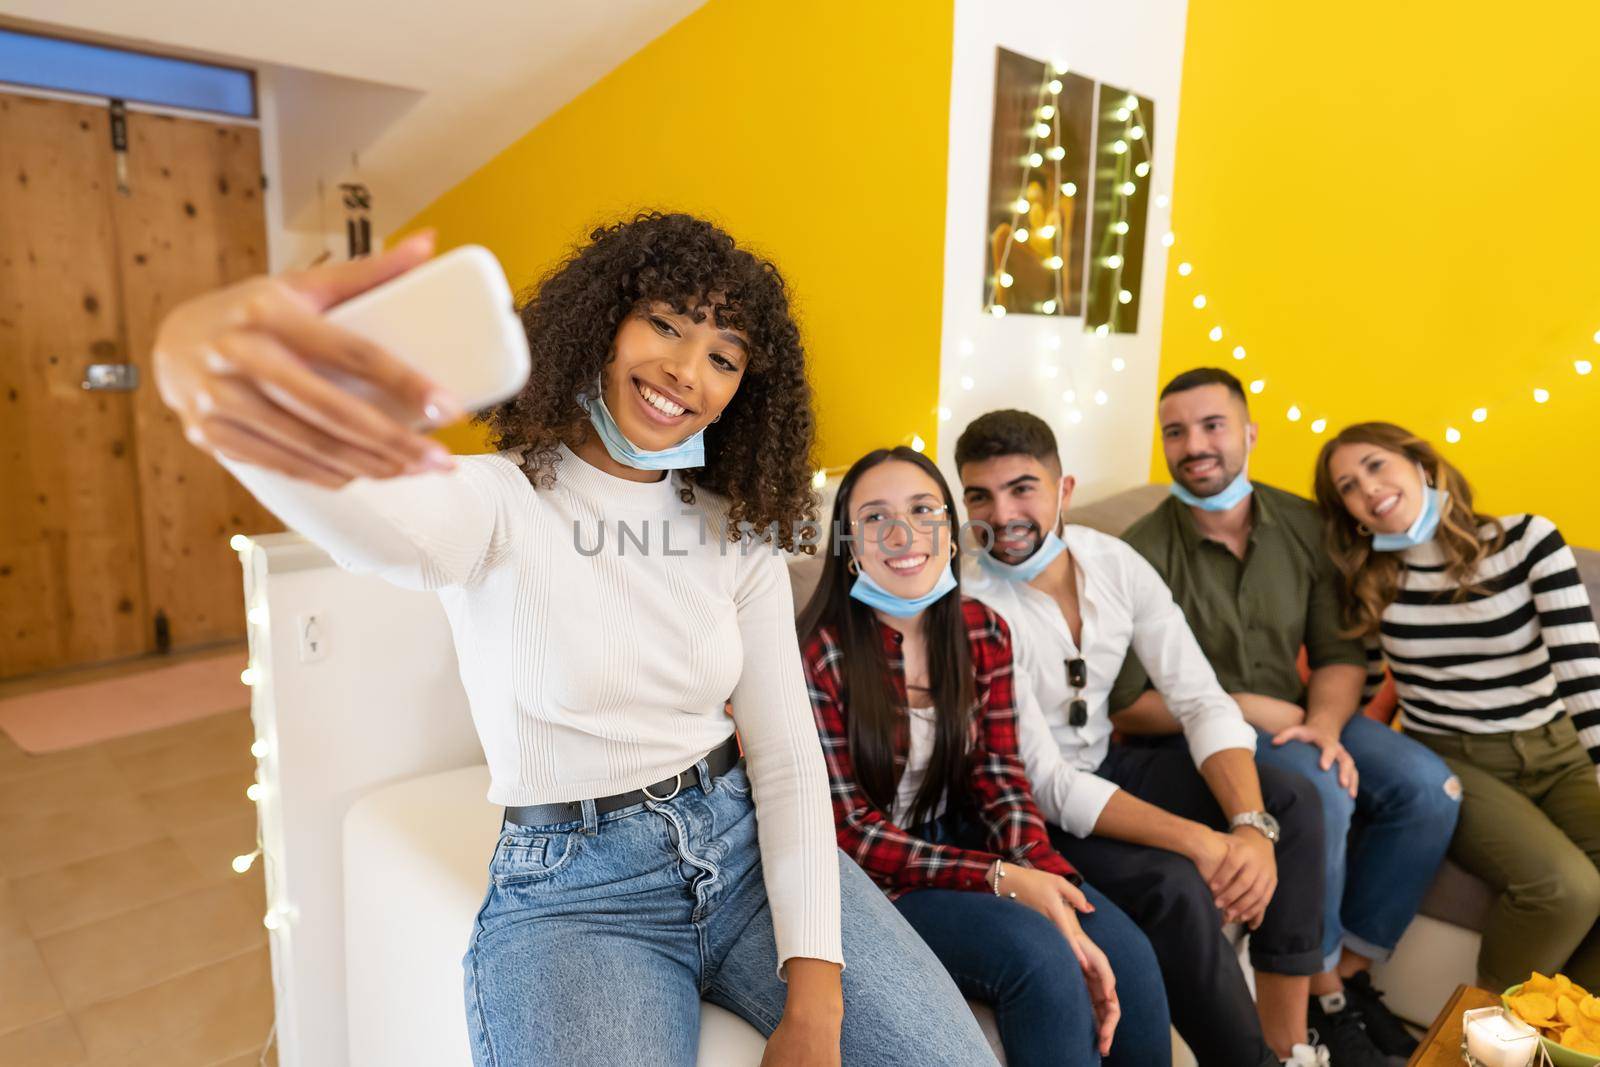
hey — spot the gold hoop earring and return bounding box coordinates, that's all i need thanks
[846,556,859,575]
[1357,522,1373,536]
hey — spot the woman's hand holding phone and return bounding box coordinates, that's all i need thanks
[153,231,464,489]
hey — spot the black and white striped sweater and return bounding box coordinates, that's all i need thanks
[1362,514,1600,765]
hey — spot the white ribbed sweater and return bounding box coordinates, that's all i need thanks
[224,443,842,968]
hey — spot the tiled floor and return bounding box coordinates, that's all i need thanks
[0,697,277,1065]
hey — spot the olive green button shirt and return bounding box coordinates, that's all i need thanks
[1108,482,1366,710]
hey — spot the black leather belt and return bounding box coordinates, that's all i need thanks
[504,735,743,827]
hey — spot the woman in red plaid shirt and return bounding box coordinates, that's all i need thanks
[798,447,1170,1066]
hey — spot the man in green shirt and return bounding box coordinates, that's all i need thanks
[1110,367,1461,1066]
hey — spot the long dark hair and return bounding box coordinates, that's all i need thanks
[1312,421,1502,637]
[485,212,819,551]
[797,447,975,827]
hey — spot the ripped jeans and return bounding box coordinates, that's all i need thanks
[462,762,998,1066]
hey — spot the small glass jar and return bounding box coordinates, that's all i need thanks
[1460,1006,1541,1067]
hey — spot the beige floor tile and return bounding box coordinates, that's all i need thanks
[101,707,251,762]
[10,837,210,938]
[111,729,256,796]
[0,1014,87,1066]
[139,768,257,834]
[74,947,273,1065]
[0,752,136,818]
[0,937,67,1034]
[37,882,264,1009]
[0,741,111,786]
[172,814,263,886]
[0,800,166,879]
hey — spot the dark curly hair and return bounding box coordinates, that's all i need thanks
[483,212,820,551]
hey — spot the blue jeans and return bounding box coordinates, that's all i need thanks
[463,763,998,1066]
[1254,714,1460,971]
[902,811,1171,1067]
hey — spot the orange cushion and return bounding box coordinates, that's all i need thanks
[1295,646,1398,724]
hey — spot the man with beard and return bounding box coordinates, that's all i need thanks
[956,409,1337,1067]
[1108,368,1460,1066]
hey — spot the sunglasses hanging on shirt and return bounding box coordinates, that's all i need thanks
[1065,657,1088,727]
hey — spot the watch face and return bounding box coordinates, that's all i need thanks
[1261,813,1281,840]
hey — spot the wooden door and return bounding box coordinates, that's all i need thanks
[0,94,149,676]
[113,109,279,651]
[0,92,280,679]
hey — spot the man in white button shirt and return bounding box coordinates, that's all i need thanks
[956,410,1336,1067]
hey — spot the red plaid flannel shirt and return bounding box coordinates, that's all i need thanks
[802,596,1078,898]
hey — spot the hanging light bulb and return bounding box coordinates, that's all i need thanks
[1193,294,1207,309]
[1177,262,1192,276]
[811,469,827,490]
[1014,228,1029,242]
[1067,408,1084,424]
[990,305,1007,318]
[1111,221,1129,235]
[1112,140,1128,155]
[1120,181,1137,196]
[1038,104,1056,120]
[1114,107,1131,122]
[1105,254,1124,269]
[910,434,926,453]
[1232,345,1246,361]
[1471,407,1488,423]
[232,849,261,874]
[959,337,974,356]
[1094,390,1109,405]
[937,406,953,422]
[1155,194,1170,209]
[1249,379,1266,394]
[240,666,260,687]
[1119,290,1133,304]
[1208,326,1223,342]
[251,738,269,759]
[1135,161,1151,177]
[1038,224,1056,239]
[1124,94,1138,109]
[1129,126,1145,140]
[1533,387,1550,403]
[1041,299,1057,314]
[1161,231,1176,247]
[247,604,268,626]
[229,535,252,552]
[1014,197,1031,214]
[1577,359,1594,375]
[1445,427,1462,443]
[1060,181,1077,197]
[1062,388,1077,403]
[1095,324,1110,337]
[1046,145,1065,161]
[1035,122,1052,138]
[1027,152,1044,168]
[246,782,265,802]
[1311,418,1328,434]
[1045,255,1064,270]
[1052,60,1069,75]
[1287,405,1302,422]
[999,272,1014,288]
[961,375,975,390]
[1048,78,1064,94]
[1043,333,1062,350]
[1111,357,1126,371]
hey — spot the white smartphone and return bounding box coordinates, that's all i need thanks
[323,244,531,427]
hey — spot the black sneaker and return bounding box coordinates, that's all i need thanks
[1307,994,1389,1067]
[1342,971,1418,1061]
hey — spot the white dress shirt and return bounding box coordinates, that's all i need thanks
[965,524,1256,837]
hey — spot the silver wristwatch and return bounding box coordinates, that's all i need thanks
[1229,810,1281,844]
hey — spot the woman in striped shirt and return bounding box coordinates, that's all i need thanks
[1314,421,1600,989]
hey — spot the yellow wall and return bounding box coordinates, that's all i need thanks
[1158,0,1600,546]
[402,0,954,467]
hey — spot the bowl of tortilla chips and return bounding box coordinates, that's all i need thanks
[1503,973,1600,1066]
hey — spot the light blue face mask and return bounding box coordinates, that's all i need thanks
[1170,467,1253,512]
[576,376,706,471]
[1371,477,1449,552]
[849,560,959,619]
[980,529,1067,583]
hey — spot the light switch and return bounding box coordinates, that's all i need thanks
[298,612,327,663]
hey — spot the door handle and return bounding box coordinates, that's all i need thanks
[82,363,140,391]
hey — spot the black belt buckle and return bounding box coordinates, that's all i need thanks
[1067,698,1088,728]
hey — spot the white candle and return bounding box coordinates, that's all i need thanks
[1464,1008,1539,1067]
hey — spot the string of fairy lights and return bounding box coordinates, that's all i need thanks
[986,59,1076,318]
[1157,206,1598,445]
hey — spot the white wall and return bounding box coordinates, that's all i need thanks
[937,0,1190,502]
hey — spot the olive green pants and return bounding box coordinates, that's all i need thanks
[1408,717,1600,989]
